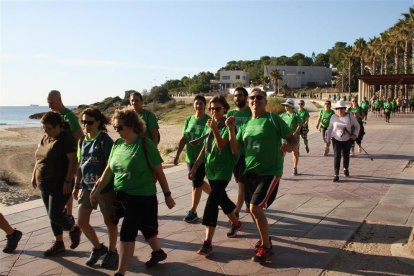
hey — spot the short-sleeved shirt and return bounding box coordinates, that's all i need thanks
[139,109,159,140]
[236,112,291,176]
[227,108,252,155]
[109,136,163,196]
[78,131,114,191]
[361,100,370,111]
[182,114,210,163]
[347,106,364,122]
[203,124,235,181]
[297,108,310,127]
[280,111,301,140]
[373,100,380,109]
[319,109,335,128]
[35,131,77,191]
[60,108,81,134]
[383,102,393,113]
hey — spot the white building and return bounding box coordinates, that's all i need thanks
[264,66,332,89]
[211,70,250,91]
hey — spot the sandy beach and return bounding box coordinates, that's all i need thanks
[0,111,320,207]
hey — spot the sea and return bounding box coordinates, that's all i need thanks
[0,106,75,127]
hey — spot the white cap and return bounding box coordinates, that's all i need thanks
[281,98,295,108]
[334,100,347,109]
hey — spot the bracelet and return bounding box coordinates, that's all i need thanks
[163,191,171,197]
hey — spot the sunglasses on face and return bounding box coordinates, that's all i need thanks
[81,120,95,126]
[249,95,264,100]
[209,107,223,112]
[113,125,124,132]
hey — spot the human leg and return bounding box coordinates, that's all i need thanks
[1,213,22,253]
[342,140,352,173]
[292,144,299,175]
[332,139,341,177]
[0,213,14,235]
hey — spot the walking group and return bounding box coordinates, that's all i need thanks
[1,88,375,275]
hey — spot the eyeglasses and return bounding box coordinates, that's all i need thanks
[81,120,95,126]
[248,95,264,100]
[113,125,124,132]
[208,107,223,112]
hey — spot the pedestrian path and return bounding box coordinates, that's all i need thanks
[1,112,414,275]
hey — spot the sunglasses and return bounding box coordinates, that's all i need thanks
[81,120,95,126]
[113,125,124,132]
[209,107,223,112]
[249,95,264,100]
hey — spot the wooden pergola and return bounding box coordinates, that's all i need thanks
[358,74,414,99]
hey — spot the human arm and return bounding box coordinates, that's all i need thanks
[174,135,186,165]
[73,129,84,142]
[315,116,321,129]
[150,129,159,146]
[326,116,334,145]
[208,119,228,150]
[281,133,297,154]
[90,164,114,203]
[189,145,205,180]
[31,162,37,189]
[63,152,78,194]
[350,113,360,140]
[225,116,240,154]
[153,164,176,209]
[73,166,82,200]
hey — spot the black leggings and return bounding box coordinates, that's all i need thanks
[202,180,236,227]
[41,188,74,236]
[332,138,352,176]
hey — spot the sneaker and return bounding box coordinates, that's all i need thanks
[69,225,82,249]
[197,241,212,256]
[292,168,298,176]
[184,210,199,223]
[44,240,65,257]
[305,145,309,153]
[145,249,167,267]
[3,229,22,253]
[101,249,119,268]
[344,169,350,177]
[254,236,272,249]
[227,221,242,238]
[252,246,273,263]
[333,175,339,182]
[86,243,108,266]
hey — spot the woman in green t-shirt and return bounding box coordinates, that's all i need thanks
[384,97,393,123]
[91,107,175,275]
[189,95,241,257]
[174,95,211,223]
[316,100,335,155]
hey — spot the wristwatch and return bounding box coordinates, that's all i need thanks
[163,191,171,197]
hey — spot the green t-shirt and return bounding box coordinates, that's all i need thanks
[109,136,163,196]
[139,109,159,140]
[373,100,380,109]
[347,106,364,122]
[182,114,210,163]
[361,100,370,111]
[383,102,392,113]
[227,108,252,155]
[319,109,335,129]
[297,109,310,127]
[410,99,414,106]
[236,112,291,176]
[392,100,397,108]
[60,108,81,134]
[280,111,301,140]
[203,124,235,181]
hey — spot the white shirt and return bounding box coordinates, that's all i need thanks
[326,113,360,142]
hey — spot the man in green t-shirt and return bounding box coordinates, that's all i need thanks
[47,90,83,219]
[316,100,335,155]
[226,87,252,216]
[227,88,296,263]
[130,91,160,146]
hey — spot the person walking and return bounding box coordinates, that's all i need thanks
[72,108,118,268]
[31,111,82,256]
[226,88,296,262]
[297,99,310,154]
[360,96,370,123]
[129,91,160,146]
[280,99,302,176]
[326,100,360,182]
[383,97,393,123]
[174,95,211,223]
[0,213,22,253]
[226,87,252,215]
[347,97,365,156]
[315,100,335,156]
[47,90,83,223]
[189,95,242,256]
[91,107,175,276]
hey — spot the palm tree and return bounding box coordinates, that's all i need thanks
[401,6,414,74]
[269,69,283,94]
[353,38,367,76]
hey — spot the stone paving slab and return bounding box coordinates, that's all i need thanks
[1,112,413,275]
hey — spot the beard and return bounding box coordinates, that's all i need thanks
[236,99,246,108]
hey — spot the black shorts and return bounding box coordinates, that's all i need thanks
[241,172,280,209]
[120,194,158,242]
[187,163,206,188]
[233,156,246,183]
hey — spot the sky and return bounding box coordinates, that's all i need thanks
[1,0,413,106]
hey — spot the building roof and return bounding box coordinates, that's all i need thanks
[359,74,414,85]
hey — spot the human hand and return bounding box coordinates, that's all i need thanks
[207,119,217,130]
[63,181,72,195]
[31,177,37,189]
[72,188,80,200]
[173,156,179,166]
[225,116,236,129]
[281,143,293,154]
[165,196,176,209]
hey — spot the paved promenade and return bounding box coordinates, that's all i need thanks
[1,112,414,275]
